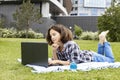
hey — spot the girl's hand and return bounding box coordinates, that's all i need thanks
[51,43,59,60]
[52,43,59,51]
[48,60,59,65]
[48,59,70,65]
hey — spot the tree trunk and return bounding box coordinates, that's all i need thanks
[26,21,29,38]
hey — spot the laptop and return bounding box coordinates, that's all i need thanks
[21,42,48,67]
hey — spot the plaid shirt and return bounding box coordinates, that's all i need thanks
[56,41,93,64]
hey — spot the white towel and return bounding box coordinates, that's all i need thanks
[17,59,120,73]
[26,62,120,73]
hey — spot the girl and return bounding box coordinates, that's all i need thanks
[46,24,115,65]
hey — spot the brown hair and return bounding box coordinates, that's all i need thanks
[46,24,73,45]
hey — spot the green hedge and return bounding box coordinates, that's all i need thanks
[0,28,44,39]
[80,31,99,40]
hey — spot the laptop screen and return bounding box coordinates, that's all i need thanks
[21,42,48,67]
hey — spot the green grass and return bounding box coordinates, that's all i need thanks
[0,38,120,80]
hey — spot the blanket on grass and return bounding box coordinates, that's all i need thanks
[17,59,120,73]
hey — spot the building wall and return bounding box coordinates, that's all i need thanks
[0,4,18,27]
[52,16,98,32]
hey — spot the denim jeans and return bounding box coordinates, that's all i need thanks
[92,42,115,63]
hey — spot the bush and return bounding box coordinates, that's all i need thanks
[34,33,44,39]
[17,29,43,38]
[0,28,43,39]
[0,28,2,37]
[98,5,120,42]
[18,29,35,38]
[74,24,83,39]
[1,28,17,38]
[80,31,98,40]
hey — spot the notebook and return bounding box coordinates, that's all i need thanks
[21,42,48,67]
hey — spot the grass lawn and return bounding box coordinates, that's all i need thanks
[0,38,120,80]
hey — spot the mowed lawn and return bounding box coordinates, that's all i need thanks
[0,38,120,80]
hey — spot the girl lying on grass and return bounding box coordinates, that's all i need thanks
[46,24,115,65]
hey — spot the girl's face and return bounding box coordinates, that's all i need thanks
[50,29,61,43]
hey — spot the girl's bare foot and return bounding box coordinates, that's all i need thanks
[99,30,109,45]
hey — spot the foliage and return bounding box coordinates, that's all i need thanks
[1,28,17,38]
[13,0,42,37]
[98,4,120,42]
[17,29,44,38]
[0,18,5,28]
[74,24,83,39]
[80,31,98,40]
[0,28,2,37]
[111,0,120,7]
[0,28,43,39]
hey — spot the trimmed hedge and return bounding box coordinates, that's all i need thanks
[0,28,44,39]
[80,31,99,40]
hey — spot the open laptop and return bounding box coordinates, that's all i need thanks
[21,42,48,67]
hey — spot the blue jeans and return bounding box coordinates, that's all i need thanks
[92,42,114,63]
